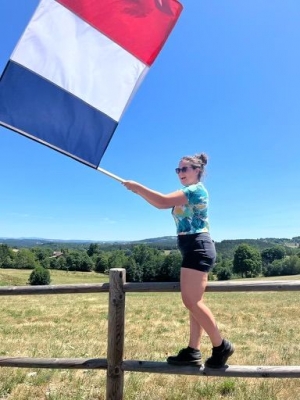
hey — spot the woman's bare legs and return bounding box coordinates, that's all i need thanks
[181,267,223,348]
[188,312,203,349]
[167,266,234,367]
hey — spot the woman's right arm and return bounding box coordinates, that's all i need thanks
[122,180,187,209]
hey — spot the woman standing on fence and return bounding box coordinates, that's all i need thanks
[122,152,234,368]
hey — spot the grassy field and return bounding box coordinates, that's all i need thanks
[0,269,109,286]
[0,270,299,399]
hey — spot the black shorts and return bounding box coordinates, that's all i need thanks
[177,232,216,273]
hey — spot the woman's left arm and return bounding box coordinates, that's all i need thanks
[122,181,187,209]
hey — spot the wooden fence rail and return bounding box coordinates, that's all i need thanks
[0,279,299,296]
[0,357,300,378]
[0,269,299,400]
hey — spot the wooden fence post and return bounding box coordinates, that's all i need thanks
[106,268,126,400]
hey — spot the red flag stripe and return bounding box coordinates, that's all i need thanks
[56,0,183,66]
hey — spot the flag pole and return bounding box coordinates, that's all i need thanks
[97,166,125,183]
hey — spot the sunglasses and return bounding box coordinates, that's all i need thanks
[175,166,197,174]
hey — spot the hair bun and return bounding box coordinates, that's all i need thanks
[195,153,208,166]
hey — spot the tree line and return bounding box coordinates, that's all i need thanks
[0,242,300,282]
[0,241,300,283]
[216,243,300,280]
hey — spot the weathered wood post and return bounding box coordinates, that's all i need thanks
[106,268,126,400]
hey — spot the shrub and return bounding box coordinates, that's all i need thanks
[263,256,300,277]
[29,266,51,285]
[263,260,283,277]
[282,256,300,275]
[217,267,232,280]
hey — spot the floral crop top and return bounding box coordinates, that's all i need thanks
[171,182,209,235]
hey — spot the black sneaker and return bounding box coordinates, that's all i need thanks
[204,339,235,369]
[167,347,202,367]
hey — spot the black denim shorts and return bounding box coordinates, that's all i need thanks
[177,232,216,273]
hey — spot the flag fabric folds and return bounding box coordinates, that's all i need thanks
[0,0,182,168]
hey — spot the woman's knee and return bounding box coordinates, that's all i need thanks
[181,293,204,311]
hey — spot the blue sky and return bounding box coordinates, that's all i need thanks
[0,0,299,242]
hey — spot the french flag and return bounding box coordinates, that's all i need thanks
[0,0,182,168]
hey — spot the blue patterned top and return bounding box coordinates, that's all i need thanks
[171,182,209,234]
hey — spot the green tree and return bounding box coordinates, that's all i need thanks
[216,259,233,281]
[65,251,94,272]
[131,245,152,266]
[56,256,67,270]
[13,249,39,269]
[233,244,262,277]
[0,244,15,268]
[124,256,143,282]
[261,246,286,265]
[158,252,181,281]
[31,247,53,262]
[87,243,101,257]
[264,256,300,277]
[49,256,67,270]
[40,257,51,269]
[131,245,164,282]
[94,252,109,273]
[29,266,51,285]
[263,260,284,277]
[282,256,300,275]
[107,250,128,270]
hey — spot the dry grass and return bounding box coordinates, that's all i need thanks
[0,271,299,399]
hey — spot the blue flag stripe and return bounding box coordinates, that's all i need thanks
[0,62,118,168]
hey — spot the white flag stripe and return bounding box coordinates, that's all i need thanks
[11,0,148,121]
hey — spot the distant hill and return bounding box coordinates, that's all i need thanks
[128,236,300,258]
[215,238,299,259]
[0,237,107,250]
[0,236,299,258]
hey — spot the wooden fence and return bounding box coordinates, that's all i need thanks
[0,268,300,399]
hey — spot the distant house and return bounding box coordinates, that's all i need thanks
[49,251,64,259]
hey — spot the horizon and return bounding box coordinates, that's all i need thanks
[0,234,298,244]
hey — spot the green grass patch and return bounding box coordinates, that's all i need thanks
[0,268,109,286]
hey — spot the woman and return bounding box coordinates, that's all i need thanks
[122,152,234,368]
